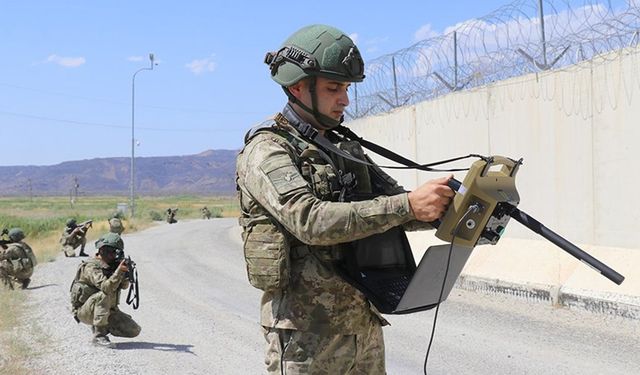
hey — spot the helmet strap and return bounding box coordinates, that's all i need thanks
[282,77,343,130]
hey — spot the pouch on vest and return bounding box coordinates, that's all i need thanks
[332,140,379,201]
[24,247,37,268]
[69,281,99,310]
[10,259,24,272]
[242,222,290,292]
[69,262,99,311]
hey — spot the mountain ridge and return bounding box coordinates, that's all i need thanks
[0,149,239,196]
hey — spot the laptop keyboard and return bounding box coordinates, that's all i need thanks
[369,275,411,304]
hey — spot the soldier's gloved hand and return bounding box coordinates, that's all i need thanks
[118,259,129,273]
[407,175,455,222]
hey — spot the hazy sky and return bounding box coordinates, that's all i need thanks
[0,0,586,166]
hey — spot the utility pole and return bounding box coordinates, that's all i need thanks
[27,178,33,201]
[74,176,79,201]
[130,53,156,218]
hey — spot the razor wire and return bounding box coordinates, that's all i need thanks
[346,0,640,120]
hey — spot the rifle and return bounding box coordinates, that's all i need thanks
[113,249,140,309]
[74,220,93,236]
[78,220,93,230]
[0,228,10,250]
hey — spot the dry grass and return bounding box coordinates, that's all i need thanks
[0,289,32,375]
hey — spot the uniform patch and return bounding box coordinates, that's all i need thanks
[260,155,308,195]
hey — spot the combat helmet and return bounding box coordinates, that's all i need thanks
[94,232,124,251]
[8,228,25,242]
[265,24,365,129]
[66,218,77,228]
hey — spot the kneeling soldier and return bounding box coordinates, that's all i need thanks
[70,233,141,348]
[0,228,37,290]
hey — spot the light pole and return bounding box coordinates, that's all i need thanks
[130,53,156,218]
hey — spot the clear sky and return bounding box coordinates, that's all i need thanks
[0,0,550,166]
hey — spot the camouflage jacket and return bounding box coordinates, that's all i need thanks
[60,228,85,248]
[76,258,129,310]
[237,104,420,335]
[1,242,36,278]
[109,218,124,235]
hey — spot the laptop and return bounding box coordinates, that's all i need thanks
[340,227,474,314]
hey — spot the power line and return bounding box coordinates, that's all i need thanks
[0,109,239,133]
[0,82,262,115]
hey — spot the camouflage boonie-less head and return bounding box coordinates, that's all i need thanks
[8,228,25,242]
[94,232,124,250]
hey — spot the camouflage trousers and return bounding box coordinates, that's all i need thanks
[77,292,141,338]
[62,236,86,257]
[0,261,32,289]
[0,264,12,289]
[262,323,386,375]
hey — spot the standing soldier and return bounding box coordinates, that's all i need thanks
[201,206,212,220]
[69,233,141,348]
[60,219,91,257]
[0,228,37,290]
[236,24,453,374]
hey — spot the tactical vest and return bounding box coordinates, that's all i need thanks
[5,243,36,273]
[238,113,401,292]
[69,261,99,313]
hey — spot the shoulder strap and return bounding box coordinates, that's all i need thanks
[243,113,310,156]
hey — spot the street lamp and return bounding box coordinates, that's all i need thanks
[130,53,156,218]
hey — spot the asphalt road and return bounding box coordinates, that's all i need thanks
[20,218,640,375]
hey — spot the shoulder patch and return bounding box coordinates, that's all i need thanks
[259,154,308,196]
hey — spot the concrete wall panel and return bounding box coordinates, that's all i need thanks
[345,47,640,249]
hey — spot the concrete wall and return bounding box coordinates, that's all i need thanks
[347,46,640,250]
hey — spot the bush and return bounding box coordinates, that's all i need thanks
[210,207,223,218]
[148,210,164,221]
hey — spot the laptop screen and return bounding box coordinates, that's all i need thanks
[351,226,416,271]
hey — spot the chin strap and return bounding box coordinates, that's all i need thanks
[281,77,343,130]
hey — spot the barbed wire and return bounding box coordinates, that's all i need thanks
[346,0,640,120]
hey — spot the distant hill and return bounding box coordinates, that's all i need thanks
[0,150,239,196]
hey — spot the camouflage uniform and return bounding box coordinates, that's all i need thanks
[73,257,141,339]
[60,227,87,257]
[166,209,178,224]
[0,241,36,289]
[201,207,212,220]
[109,218,124,235]
[237,105,419,374]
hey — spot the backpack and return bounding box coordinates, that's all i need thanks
[69,262,99,312]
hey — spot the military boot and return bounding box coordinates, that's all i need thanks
[21,278,30,289]
[92,326,115,349]
[78,249,89,257]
